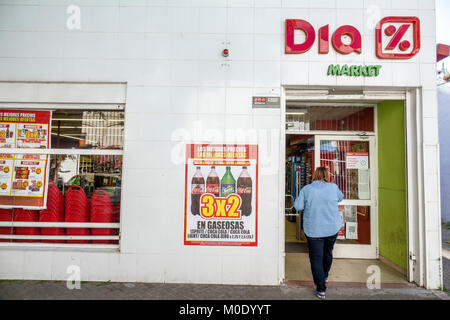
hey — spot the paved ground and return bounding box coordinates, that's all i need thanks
[0,226,448,301]
[0,280,445,300]
[442,226,450,291]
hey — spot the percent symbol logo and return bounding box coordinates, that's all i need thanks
[376,16,421,59]
[384,24,411,51]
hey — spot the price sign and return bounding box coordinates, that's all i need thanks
[200,194,242,219]
[184,144,258,247]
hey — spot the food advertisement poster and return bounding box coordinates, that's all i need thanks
[0,110,51,209]
[184,144,258,247]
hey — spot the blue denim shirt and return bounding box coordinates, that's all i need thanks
[294,181,344,238]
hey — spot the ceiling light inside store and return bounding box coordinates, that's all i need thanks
[52,118,124,122]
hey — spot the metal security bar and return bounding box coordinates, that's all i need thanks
[285,195,300,216]
[0,222,119,228]
[0,235,119,240]
[0,148,123,155]
[0,222,120,241]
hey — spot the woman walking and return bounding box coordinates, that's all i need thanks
[294,167,344,299]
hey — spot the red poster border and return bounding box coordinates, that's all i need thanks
[184,144,258,247]
[0,109,52,209]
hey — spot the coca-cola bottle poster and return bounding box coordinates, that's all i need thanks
[184,144,258,247]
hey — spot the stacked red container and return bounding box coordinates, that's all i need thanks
[112,203,120,243]
[90,190,114,244]
[14,209,40,242]
[39,182,65,243]
[65,185,90,244]
[0,209,13,242]
[113,204,121,224]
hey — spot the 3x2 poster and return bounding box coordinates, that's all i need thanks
[0,110,51,209]
[184,144,258,247]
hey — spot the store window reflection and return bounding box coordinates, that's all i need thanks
[286,106,374,132]
[0,109,123,244]
[320,140,370,200]
[52,110,124,149]
[337,205,371,245]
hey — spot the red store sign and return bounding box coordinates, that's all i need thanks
[285,16,421,59]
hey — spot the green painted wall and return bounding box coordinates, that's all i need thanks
[377,101,408,270]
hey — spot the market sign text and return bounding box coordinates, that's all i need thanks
[327,64,382,77]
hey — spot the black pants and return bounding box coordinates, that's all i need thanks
[306,233,338,292]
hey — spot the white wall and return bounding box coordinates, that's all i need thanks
[0,0,442,288]
[438,84,450,223]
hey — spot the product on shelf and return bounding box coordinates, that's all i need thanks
[287,150,314,201]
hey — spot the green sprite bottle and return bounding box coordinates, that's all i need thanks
[220,166,236,197]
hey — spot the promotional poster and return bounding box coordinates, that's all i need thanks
[184,144,258,247]
[0,110,51,209]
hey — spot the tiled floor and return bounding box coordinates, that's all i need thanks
[285,218,408,285]
[285,253,408,284]
[0,280,441,300]
[285,217,305,243]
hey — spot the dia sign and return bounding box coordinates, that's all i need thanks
[285,16,421,59]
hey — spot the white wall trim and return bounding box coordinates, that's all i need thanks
[0,81,127,105]
[279,86,287,284]
[406,88,424,286]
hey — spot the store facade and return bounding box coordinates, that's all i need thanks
[0,0,443,289]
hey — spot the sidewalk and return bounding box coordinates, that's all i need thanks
[0,280,445,300]
[1,226,449,301]
[443,226,450,291]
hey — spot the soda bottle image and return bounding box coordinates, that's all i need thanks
[237,166,252,216]
[220,166,236,197]
[206,166,220,196]
[191,167,205,216]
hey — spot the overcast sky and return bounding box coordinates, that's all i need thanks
[437,0,450,44]
[436,0,450,70]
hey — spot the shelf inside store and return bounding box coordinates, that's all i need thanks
[78,173,121,177]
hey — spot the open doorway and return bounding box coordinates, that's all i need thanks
[285,134,314,252]
[283,103,408,285]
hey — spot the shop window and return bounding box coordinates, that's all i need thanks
[51,110,124,149]
[0,109,123,246]
[286,106,374,132]
[319,140,370,200]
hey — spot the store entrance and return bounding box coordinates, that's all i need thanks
[282,99,411,285]
[285,133,377,259]
[283,104,391,284]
